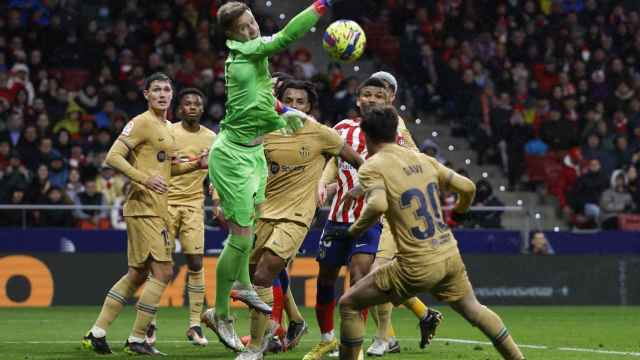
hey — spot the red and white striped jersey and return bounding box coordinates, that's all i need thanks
[329,118,409,223]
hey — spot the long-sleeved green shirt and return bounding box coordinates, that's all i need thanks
[220,4,324,144]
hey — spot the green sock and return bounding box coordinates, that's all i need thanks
[237,246,252,286]
[215,233,252,318]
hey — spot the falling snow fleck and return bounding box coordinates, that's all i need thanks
[432,131,438,137]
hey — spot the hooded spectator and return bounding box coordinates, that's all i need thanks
[600,170,634,229]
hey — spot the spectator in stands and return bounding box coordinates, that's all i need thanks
[0,140,11,171]
[35,137,58,166]
[600,170,634,229]
[467,179,504,229]
[28,163,52,204]
[55,129,72,159]
[17,124,39,168]
[420,139,446,164]
[0,112,23,147]
[504,110,532,190]
[110,182,131,230]
[626,165,640,211]
[48,153,69,189]
[73,178,110,230]
[95,165,126,206]
[94,128,112,153]
[65,167,84,201]
[0,150,29,201]
[75,82,100,113]
[0,185,28,227]
[35,186,74,228]
[567,159,610,228]
[529,231,555,255]
[7,63,34,105]
[540,108,577,151]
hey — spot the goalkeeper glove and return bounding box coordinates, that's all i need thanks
[279,106,314,135]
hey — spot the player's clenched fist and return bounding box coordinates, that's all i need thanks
[145,174,168,194]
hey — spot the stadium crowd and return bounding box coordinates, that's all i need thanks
[3,0,640,230]
[0,0,344,228]
[353,0,640,229]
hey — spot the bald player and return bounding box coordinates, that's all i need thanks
[237,79,363,360]
[333,105,525,360]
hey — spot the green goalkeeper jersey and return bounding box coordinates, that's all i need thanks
[220,5,323,145]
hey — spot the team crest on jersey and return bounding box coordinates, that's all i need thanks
[270,161,280,174]
[299,146,310,158]
[157,150,167,162]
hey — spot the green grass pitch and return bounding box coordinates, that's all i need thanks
[1,306,639,359]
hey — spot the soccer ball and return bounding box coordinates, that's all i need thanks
[322,20,366,63]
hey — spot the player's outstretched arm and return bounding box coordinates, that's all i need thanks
[241,0,336,58]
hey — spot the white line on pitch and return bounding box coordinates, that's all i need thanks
[2,338,639,357]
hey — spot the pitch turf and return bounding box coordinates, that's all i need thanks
[1,306,639,359]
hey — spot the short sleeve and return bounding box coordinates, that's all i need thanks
[118,117,148,150]
[358,161,386,194]
[316,123,345,156]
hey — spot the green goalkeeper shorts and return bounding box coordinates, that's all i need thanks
[208,131,267,227]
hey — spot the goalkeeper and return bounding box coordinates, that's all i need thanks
[202,0,338,353]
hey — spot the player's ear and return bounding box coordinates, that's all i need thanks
[143,90,149,101]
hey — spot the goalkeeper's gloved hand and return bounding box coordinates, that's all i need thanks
[279,106,314,135]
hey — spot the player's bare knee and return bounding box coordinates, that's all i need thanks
[254,253,283,287]
[127,267,148,286]
[151,263,174,283]
[253,265,275,287]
